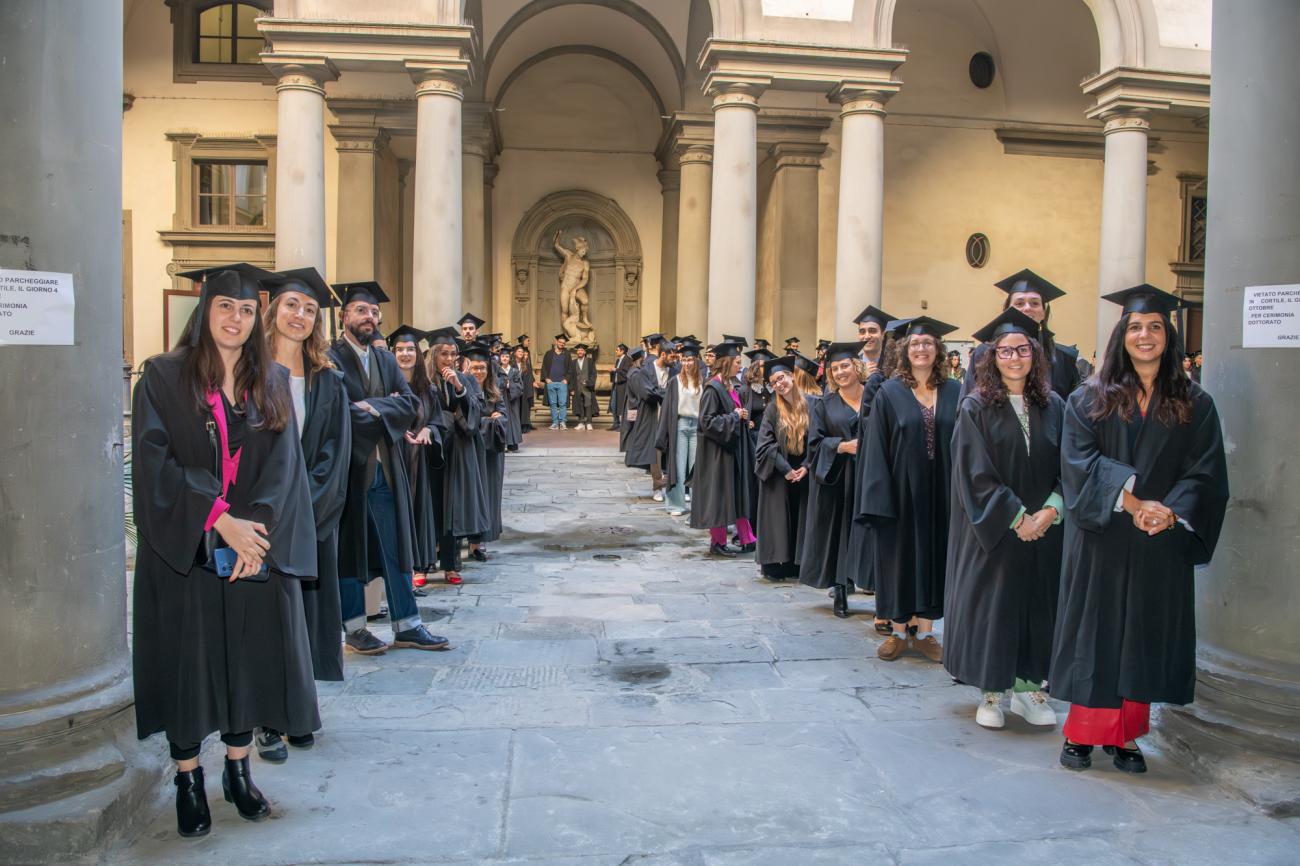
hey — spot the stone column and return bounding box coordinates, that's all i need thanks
[658,167,681,333]
[268,57,337,274]
[1160,0,1300,813]
[331,125,389,282]
[408,67,465,329]
[770,142,825,345]
[706,82,764,343]
[484,162,498,325]
[1094,108,1150,353]
[462,144,488,322]
[830,85,889,341]
[675,144,713,340]
[0,1,159,859]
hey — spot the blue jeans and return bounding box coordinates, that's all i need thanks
[546,381,568,426]
[666,416,698,511]
[340,465,421,634]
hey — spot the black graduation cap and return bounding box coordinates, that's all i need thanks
[516,334,529,343]
[553,332,569,342]
[972,307,1041,344]
[457,312,486,329]
[176,262,280,347]
[824,341,866,363]
[385,325,427,350]
[268,266,336,308]
[784,336,801,346]
[712,341,743,358]
[629,347,645,360]
[1102,283,1183,315]
[745,348,778,364]
[678,343,701,358]
[461,341,493,361]
[817,339,833,351]
[790,352,820,376]
[722,334,749,348]
[616,342,628,352]
[572,343,590,352]
[853,305,896,328]
[332,280,390,307]
[764,355,795,381]
[994,269,1066,304]
[900,316,958,339]
[753,338,772,350]
[426,326,459,347]
[643,332,664,345]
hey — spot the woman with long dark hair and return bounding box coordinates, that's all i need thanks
[132,263,318,837]
[690,343,756,556]
[499,345,525,452]
[962,269,1080,400]
[754,356,811,580]
[1051,285,1227,774]
[387,326,441,589]
[466,342,509,558]
[253,267,350,764]
[944,308,1065,731]
[657,343,704,516]
[859,317,961,661]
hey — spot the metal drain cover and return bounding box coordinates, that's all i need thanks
[593,553,621,561]
[593,526,635,536]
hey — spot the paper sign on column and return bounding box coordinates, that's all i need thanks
[1243,284,1300,348]
[0,269,75,346]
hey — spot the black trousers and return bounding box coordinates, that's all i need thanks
[170,730,253,761]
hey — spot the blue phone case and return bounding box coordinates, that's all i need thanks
[213,547,269,581]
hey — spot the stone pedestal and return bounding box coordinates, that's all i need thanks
[1158,0,1300,816]
[706,84,763,343]
[0,1,163,860]
[830,86,888,341]
[269,57,337,273]
[675,145,713,341]
[409,67,465,329]
[1094,109,1150,353]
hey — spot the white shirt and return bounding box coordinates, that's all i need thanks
[346,334,369,376]
[290,375,307,437]
[677,380,701,419]
[655,362,670,388]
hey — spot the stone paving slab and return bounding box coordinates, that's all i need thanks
[103,449,1300,866]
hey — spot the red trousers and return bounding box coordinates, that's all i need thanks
[1063,700,1151,747]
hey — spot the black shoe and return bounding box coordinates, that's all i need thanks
[287,733,315,750]
[255,728,287,763]
[1103,744,1148,774]
[1060,740,1094,770]
[174,767,211,838]
[833,585,849,618]
[391,624,452,651]
[709,543,740,558]
[739,542,756,554]
[345,627,388,655]
[506,445,519,452]
[222,756,270,821]
[469,548,488,563]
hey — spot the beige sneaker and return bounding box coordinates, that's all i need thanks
[877,633,907,661]
[914,634,943,662]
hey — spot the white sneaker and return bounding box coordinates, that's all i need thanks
[587,423,594,430]
[1010,690,1057,727]
[668,509,685,516]
[685,493,691,503]
[652,490,664,502]
[549,424,558,430]
[976,692,1005,729]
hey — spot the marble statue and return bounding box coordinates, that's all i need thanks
[554,229,596,343]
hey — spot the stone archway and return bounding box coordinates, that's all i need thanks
[511,189,642,362]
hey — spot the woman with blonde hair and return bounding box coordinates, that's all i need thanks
[690,342,756,556]
[754,356,812,580]
[790,353,826,397]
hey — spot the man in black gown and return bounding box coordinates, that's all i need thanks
[328,282,449,654]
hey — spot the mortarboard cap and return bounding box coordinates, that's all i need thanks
[629,347,645,360]
[457,312,486,329]
[461,341,493,361]
[643,332,664,345]
[745,348,778,364]
[176,262,279,347]
[994,269,1066,304]
[753,338,772,350]
[901,316,958,339]
[616,342,628,352]
[790,352,820,377]
[332,280,390,306]
[678,342,701,359]
[1101,283,1183,316]
[825,341,867,363]
[386,325,427,349]
[764,355,795,381]
[553,332,569,342]
[572,343,589,352]
[268,266,336,308]
[722,334,749,348]
[425,326,459,347]
[853,305,896,328]
[972,307,1041,344]
[784,336,801,345]
[817,339,833,351]
[515,334,529,342]
[712,341,743,359]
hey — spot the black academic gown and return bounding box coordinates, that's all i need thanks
[430,371,491,541]
[131,354,320,744]
[397,382,443,574]
[625,361,667,470]
[568,356,599,421]
[499,366,525,447]
[798,389,867,590]
[738,381,769,529]
[520,352,536,431]
[619,361,642,453]
[294,365,352,682]
[477,388,510,542]
[1049,385,1228,708]
[327,339,420,580]
[963,343,1081,402]
[754,398,811,576]
[610,355,630,423]
[654,375,691,489]
[849,371,887,592]
[689,378,756,530]
[943,392,1065,692]
[857,378,961,620]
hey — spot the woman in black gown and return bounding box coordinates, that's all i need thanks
[754,356,811,580]
[798,342,867,617]
[133,263,318,837]
[387,325,441,590]
[466,342,509,558]
[943,308,1065,731]
[690,343,756,557]
[859,317,961,661]
[257,266,351,763]
[1052,285,1227,774]
[499,345,525,452]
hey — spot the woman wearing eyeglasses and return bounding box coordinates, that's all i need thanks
[943,308,1065,731]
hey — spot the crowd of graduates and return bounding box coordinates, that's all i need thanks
[615,269,1229,776]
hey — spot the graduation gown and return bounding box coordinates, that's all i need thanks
[131,353,320,744]
[654,375,691,489]
[477,388,511,542]
[397,383,443,574]
[294,365,352,682]
[798,389,867,590]
[499,365,525,447]
[1049,385,1228,708]
[625,361,667,470]
[568,356,599,419]
[754,398,811,575]
[327,339,421,580]
[943,392,1065,692]
[689,379,756,529]
[430,371,491,539]
[619,361,641,453]
[963,342,1081,402]
[737,382,769,528]
[849,371,888,592]
[858,378,961,620]
[519,352,536,431]
[610,354,631,420]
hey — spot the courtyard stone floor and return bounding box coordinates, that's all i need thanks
[106,430,1300,865]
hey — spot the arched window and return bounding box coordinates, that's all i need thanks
[196,2,264,64]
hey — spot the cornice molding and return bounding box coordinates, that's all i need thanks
[257,17,476,80]
[1082,66,1211,121]
[699,38,906,100]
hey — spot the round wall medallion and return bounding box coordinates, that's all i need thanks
[966,233,990,268]
[969,52,996,89]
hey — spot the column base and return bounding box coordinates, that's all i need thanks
[1155,647,1300,817]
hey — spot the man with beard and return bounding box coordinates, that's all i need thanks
[854,305,895,377]
[457,312,485,343]
[327,282,450,655]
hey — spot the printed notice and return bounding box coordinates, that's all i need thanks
[1243,284,1300,348]
[0,269,75,346]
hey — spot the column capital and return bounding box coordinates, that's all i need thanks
[1082,66,1209,122]
[828,80,897,117]
[1100,107,1153,134]
[707,77,768,111]
[484,162,499,188]
[769,141,827,170]
[677,143,713,166]
[406,62,470,100]
[329,124,390,154]
[263,54,338,95]
[657,168,681,194]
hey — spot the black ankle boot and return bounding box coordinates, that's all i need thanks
[833,585,849,618]
[222,755,270,821]
[174,767,211,838]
